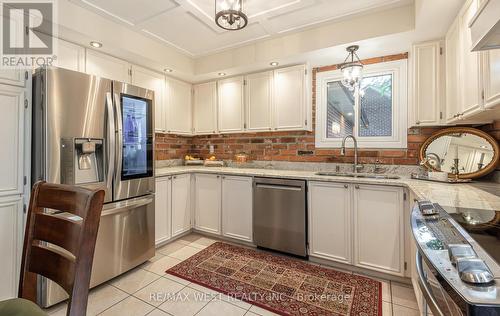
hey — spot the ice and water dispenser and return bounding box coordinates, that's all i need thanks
[61,138,104,185]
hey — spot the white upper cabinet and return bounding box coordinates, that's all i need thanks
[193,82,218,134]
[217,76,244,133]
[458,0,483,117]
[273,65,309,131]
[194,174,221,235]
[171,174,192,237]
[221,176,253,242]
[155,176,172,245]
[0,196,22,300]
[54,38,85,72]
[166,78,192,134]
[131,66,166,133]
[482,49,500,109]
[411,41,444,126]
[245,71,273,132]
[446,18,461,123]
[353,185,404,276]
[308,182,352,264]
[0,70,25,87]
[86,49,131,83]
[0,85,24,197]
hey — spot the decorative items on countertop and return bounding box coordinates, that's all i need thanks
[204,155,224,167]
[234,152,249,164]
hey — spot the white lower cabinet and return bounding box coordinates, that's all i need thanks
[155,176,172,245]
[0,196,23,300]
[194,174,221,234]
[221,176,253,242]
[308,182,351,264]
[353,184,405,276]
[171,174,192,237]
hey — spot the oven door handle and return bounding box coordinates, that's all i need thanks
[416,251,445,316]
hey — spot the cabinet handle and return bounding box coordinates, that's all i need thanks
[168,176,172,180]
[217,175,220,178]
[355,185,360,189]
[173,176,177,179]
[344,184,348,188]
[415,121,420,125]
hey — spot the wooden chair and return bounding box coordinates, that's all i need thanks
[0,181,105,316]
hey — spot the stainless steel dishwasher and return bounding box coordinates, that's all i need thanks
[253,177,307,257]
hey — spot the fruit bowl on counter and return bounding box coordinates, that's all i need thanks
[184,155,203,166]
[204,155,224,167]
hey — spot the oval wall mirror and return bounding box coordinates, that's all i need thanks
[419,127,499,179]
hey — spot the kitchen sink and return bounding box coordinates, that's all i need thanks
[315,172,400,180]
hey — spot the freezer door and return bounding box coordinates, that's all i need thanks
[112,81,155,201]
[32,67,114,203]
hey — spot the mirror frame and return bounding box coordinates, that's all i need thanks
[419,127,500,179]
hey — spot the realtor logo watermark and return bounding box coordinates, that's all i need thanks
[1,0,57,68]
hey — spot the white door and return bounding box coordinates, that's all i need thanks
[221,176,252,242]
[54,38,85,72]
[171,174,192,237]
[155,177,172,245]
[86,49,130,83]
[193,82,217,134]
[412,41,442,126]
[482,49,500,109]
[245,71,273,131]
[166,78,192,134]
[0,85,24,197]
[353,184,404,276]
[273,65,306,130]
[218,76,244,133]
[194,174,221,235]
[0,196,23,300]
[131,66,166,133]
[459,0,482,116]
[308,182,352,264]
[445,18,461,122]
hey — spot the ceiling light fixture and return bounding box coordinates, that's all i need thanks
[340,45,363,92]
[215,0,248,31]
[270,62,279,66]
[164,68,173,73]
[90,41,102,48]
[218,72,226,76]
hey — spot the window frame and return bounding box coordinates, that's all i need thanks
[315,59,408,149]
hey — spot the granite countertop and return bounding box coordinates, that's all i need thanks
[155,166,500,210]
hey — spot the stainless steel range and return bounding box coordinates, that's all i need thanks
[411,200,500,315]
[32,67,155,307]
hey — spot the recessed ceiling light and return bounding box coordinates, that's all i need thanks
[218,72,226,76]
[347,112,353,116]
[164,68,173,73]
[90,41,102,48]
[270,62,279,66]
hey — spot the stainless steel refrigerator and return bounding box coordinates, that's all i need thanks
[32,67,155,307]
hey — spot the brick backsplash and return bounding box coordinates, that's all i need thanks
[155,52,500,167]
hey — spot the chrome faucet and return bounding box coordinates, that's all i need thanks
[340,135,362,173]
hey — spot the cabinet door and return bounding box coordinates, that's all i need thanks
[0,196,22,300]
[445,18,461,122]
[218,77,244,133]
[308,182,351,264]
[193,82,217,134]
[166,78,192,134]
[86,49,130,82]
[459,0,482,116]
[155,177,172,245]
[0,70,25,87]
[412,41,442,126]
[0,85,24,197]
[273,65,306,130]
[194,174,221,234]
[222,176,252,242]
[54,38,85,72]
[131,66,166,133]
[482,49,500,109]
[353,184,404,276]
[245,71,273,131]
[171,174,192,237]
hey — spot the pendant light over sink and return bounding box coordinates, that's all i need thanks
[215,0,248,31]
[340,45,363,92]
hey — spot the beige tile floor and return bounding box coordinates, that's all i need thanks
[44,233,419,316]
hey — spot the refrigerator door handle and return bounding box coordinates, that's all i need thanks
[106,92,116,191]
[114,93,123,186]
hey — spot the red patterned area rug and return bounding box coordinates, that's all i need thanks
[167,242,381,316]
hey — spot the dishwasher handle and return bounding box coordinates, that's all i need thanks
[255,183,303,191]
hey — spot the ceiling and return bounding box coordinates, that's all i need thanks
[69,0,413,57]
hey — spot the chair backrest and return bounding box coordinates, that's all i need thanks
[19,181,105,316]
